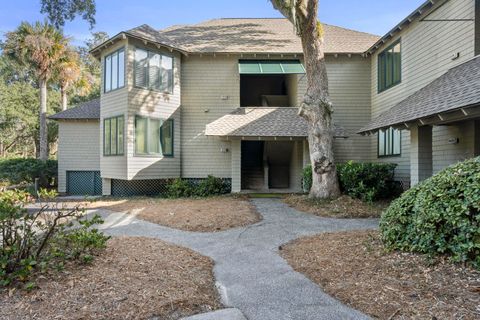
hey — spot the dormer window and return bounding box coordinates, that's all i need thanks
[104,48,125,93]
[134,48,174,93]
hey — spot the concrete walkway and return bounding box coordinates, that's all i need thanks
[94,198,378,320]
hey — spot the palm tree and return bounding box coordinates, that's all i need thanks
[55,48,81,110]
[4,21,68,160]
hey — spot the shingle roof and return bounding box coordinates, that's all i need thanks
[358,56,480,133]
[127,19,379,54]
[205,107,347,138]
[49,98,100,120]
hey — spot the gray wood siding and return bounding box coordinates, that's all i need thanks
[370,0,476,181]
[180,56,238,178]
[326,55,373,163]
[57,121,100,193]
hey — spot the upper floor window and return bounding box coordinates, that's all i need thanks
[378,127,401,157]
[104,48,125,93]
[104,115,124,156]
[134,48,174,93]
[378,39,401,93]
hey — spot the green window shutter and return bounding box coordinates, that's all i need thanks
[161,120,174,157]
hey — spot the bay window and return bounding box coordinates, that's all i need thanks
[134,48,174,93]
[104,115,124,156]
[135,116,174,156]
[104,48,125,93]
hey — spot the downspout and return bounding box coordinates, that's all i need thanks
[476,0,480,55]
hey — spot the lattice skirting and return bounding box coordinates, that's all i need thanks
[110,178,232,197]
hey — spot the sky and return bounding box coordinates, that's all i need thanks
[0,0,427,46]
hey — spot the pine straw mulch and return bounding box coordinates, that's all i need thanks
[283,194,389,218]
[0,237,222,320]
[280,230,480,320]
[88,196,261,232]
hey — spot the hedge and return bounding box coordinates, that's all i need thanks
[0,158,57,188]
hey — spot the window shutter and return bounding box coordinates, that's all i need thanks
[135,49,148,88]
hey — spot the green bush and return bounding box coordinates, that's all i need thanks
[195,175,230,197]
[165,176,230,198]
[0,158,57,188]
[302,162,401,201]
[0,189,109,288]
[165,178,195,198]
[302,165,312,193]
[337,161,402,202]
[380,157,480,269]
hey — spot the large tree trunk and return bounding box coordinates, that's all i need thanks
[61,86,68,111]
[39,78,48,160]
[271,0,340,198]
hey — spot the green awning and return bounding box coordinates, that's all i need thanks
[238,60,306,74]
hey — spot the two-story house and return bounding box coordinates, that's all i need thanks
[51,0,480,196]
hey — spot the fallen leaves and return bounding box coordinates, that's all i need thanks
[281,231,480,320]
[89,196,261,232]
[284,195,388,218]
[1,237,221,320]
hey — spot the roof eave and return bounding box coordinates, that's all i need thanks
[89,32,188,58]
[358,103,480,135]
[365,0,446,56]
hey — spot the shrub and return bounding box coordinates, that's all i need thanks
[0,189,109,288]
[165,178,194,198]
[302,165,312,193]
[337,161,402,202]
[380,157,480,269]
[165,176,230,198]
[0,158,57,188]
[195,175,230,197]
[302,162,401,201]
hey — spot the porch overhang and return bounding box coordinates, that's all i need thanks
[205,107,348,139]
[358,55,480,135]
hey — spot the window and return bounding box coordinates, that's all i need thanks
[378,127,401,157]
[104,115,124,156]
[104,48,125,93]
[161,119,174,156]
[135,116,174,156]
[378,39,401,93]
[134,48,174,93]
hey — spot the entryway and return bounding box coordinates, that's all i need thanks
[241,141,296,191]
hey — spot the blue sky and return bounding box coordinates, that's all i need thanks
[0,0,426,46]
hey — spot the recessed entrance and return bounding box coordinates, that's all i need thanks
[241,141,294,191]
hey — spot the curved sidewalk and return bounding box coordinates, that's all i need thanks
[95,198,378,320]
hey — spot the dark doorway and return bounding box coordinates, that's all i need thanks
[241,141,265,190]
